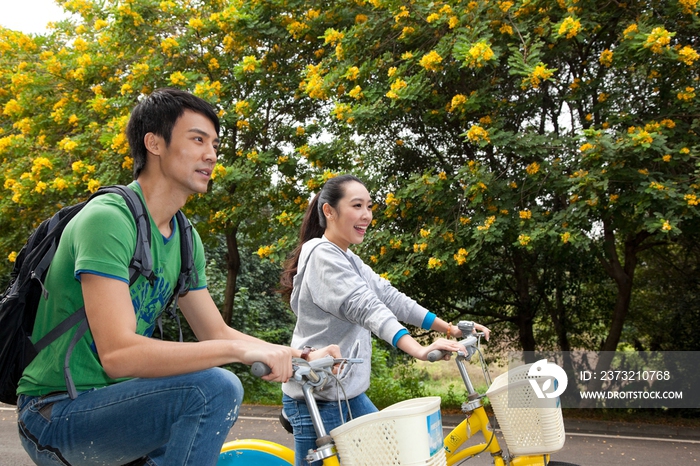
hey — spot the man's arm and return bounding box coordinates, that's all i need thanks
[81,274,309,382]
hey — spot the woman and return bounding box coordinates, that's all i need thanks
[279,174,490,465]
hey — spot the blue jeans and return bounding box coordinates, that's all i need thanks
[17,368,243,466]
[282,393,377,466]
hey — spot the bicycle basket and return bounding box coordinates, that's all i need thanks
[330,396,446,466]
[485,363,566,456]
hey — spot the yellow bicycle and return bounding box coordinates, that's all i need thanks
[218,322,579,466]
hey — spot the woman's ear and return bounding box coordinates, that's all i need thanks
[322,202,334,219]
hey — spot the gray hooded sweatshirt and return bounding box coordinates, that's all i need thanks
[282,237,434,401]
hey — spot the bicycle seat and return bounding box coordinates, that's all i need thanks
[279,409,293,434]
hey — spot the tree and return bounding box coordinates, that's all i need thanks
[291,0,700,360]
[0,1,358,324]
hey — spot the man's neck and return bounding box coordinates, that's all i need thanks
[135,176,190,237]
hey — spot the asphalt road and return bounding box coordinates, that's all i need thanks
[2,403,699,465]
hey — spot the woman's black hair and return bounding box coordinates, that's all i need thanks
[279,174,365,302]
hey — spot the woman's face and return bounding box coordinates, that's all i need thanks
[323,181,373,250]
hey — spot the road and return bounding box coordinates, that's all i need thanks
[2,403,699,465]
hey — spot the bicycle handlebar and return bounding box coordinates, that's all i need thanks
[250,356,363,381]
[427,334,480,362]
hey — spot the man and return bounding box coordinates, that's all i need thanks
[16,88,338,465]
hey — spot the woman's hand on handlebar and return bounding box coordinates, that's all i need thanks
[421,338,466,361]
[474,323,490,341]
[449,322,491,341]
[306,344,341,361]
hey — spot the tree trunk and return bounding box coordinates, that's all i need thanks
[582,221,648,406]
[221,227,240,326]
[512,250,537,359]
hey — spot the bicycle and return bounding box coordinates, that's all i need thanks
[217,321,579,466]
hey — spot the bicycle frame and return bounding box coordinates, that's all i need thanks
[222,331,567,466]
[442,335,551,466]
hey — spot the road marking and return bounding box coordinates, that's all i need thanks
[565,431,700,444]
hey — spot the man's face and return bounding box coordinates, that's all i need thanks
[156,109,219,195]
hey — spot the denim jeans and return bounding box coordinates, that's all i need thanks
[282,393,377,466]
[17,368,243,466]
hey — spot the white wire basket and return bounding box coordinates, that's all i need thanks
[330,396,447,465]
[485,363,566,456]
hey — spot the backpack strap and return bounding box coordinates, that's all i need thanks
[56,185,157,399]
[156,210,196,343]
[91,186,156,286]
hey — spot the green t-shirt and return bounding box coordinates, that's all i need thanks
[17,182,207,396]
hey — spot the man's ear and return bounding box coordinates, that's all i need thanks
[143,132,161,156]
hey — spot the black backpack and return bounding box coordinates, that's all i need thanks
[0,185,194,404]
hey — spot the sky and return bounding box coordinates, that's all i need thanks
[1,0,70,34]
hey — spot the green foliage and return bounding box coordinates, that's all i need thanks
[1,1,699,373]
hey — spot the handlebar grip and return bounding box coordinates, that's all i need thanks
[251,362,271,377]
[427,349,446,362]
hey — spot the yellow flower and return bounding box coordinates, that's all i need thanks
[526,162,540,175]
[419,50,443,72]
[561,232,571,243]
[519,210,532,219]
[663,154,672,162]
[450,94,467,111]
[427,257,443,269]
[242,56,258,73]
[580,143,595,152]
[8,251,18,263]
[348,85,363,100]
[599,49,613,67]
[685,194,699,206]
[677,87,696,102]
[466,124,490,143]
[518,234,531,246]
[558,17,582,39]
[170,71,187,86]
[678,46,699,66]
[60,138,79,152]
[453,248,468,265]
[355,14,368,24]
[420,228,431,238]
[386,79,407,99]
[477,216,496,231]
[87,179,101,193]
[122,156,133,171]
[346,66,360,80]
[323,29,344,45]
[188,18,204,30]
[662,220,672,231]
[623,24,638,39]
[644,27,672,54]
[256,245,275,258]
[527,64,554,89]
[34,181,48,194]
[3,99,22,116]
[465,42,495,68]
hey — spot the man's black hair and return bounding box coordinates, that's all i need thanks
[126,88,220,178]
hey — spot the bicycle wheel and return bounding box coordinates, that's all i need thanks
[217,439,294,465]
